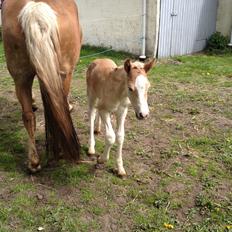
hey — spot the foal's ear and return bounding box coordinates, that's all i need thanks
[144,58,156,73]
[124,59,132,74]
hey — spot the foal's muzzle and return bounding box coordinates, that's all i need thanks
[136,112,149,120]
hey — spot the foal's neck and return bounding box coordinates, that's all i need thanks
[113,66,127,79]
[112,66,128,96]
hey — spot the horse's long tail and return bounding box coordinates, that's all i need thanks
[18,2,80,161]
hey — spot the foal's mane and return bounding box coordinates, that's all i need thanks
[111,66,127,80]
[110,60,146,82]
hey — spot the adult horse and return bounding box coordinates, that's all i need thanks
[1,0,82,172]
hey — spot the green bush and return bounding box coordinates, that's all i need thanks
[206,32,230,53]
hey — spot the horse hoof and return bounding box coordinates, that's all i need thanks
[69,104,73,112]
[28,163,41,173]
[88,147,95,156]
[87,153,97,161]
[95,163,105,170]
[117,170,127,179]
[97,156,106,164]
[32,105,38,112]
[94,130,101,135]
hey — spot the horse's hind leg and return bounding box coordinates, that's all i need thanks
[15,79,41,172]
[62,72,74,112]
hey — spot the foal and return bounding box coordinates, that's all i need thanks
[86,58,155,177]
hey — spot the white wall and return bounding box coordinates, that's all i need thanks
[76,0,157,56]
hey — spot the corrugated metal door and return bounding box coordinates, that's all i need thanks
[158,0,218,58]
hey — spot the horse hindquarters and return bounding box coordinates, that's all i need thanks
[19,2,80,161]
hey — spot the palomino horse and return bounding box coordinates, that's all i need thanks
[2,0,82,172]
[86,58,155,177]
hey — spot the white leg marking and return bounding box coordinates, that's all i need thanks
[99,111,115,163]
[88,107,97,155]
[68,103,73,112]
[116,107,128,176]
[67,94,73,112]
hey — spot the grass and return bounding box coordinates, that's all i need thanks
[0,42,232,231]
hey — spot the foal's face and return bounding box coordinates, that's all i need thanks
[124,59,155,120]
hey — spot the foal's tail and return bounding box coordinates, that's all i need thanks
[18,2,80,161]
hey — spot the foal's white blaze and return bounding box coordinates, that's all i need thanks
[134,75,150,118]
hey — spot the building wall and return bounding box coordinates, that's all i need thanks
[216,0,232,36]
[76,0,157,56]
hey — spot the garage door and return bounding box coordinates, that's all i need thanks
[158,0,218,58]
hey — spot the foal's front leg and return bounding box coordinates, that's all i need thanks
[98,111,115,164]
[116,107,128,177]
[31,91,38,112]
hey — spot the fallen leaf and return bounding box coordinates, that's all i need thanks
[164,223,174,229]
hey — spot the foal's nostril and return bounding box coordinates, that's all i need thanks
[139,113,144,119]
[136,112,148,120]
[144,114,148,118]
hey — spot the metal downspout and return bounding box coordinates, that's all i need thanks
[153,0,160,58]
[229,30,232,46]
[139,0,147,60]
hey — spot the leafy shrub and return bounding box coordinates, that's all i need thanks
[207,32,229,50]
[206,32,230,54]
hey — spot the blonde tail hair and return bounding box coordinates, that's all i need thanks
[18,2,80,160]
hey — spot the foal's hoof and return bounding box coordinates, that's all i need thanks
[87,153,97,161]
[95,163,105,169]
[94,130,101,135]
[28,162,41,173]
[95,156,106,169]
[117,170,127,179]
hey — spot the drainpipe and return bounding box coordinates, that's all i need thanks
[139,0,147,61]
[229,30,232,46]
[153,0,160,58]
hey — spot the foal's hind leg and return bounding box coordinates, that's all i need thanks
[15,80,41,172]
[94,111,102,134]
[88,106,97,156]
[97,111,115,164]
[31,91,38,112]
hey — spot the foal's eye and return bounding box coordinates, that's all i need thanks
[128,87,133,92]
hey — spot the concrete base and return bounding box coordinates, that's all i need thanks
[139,55,147,61]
